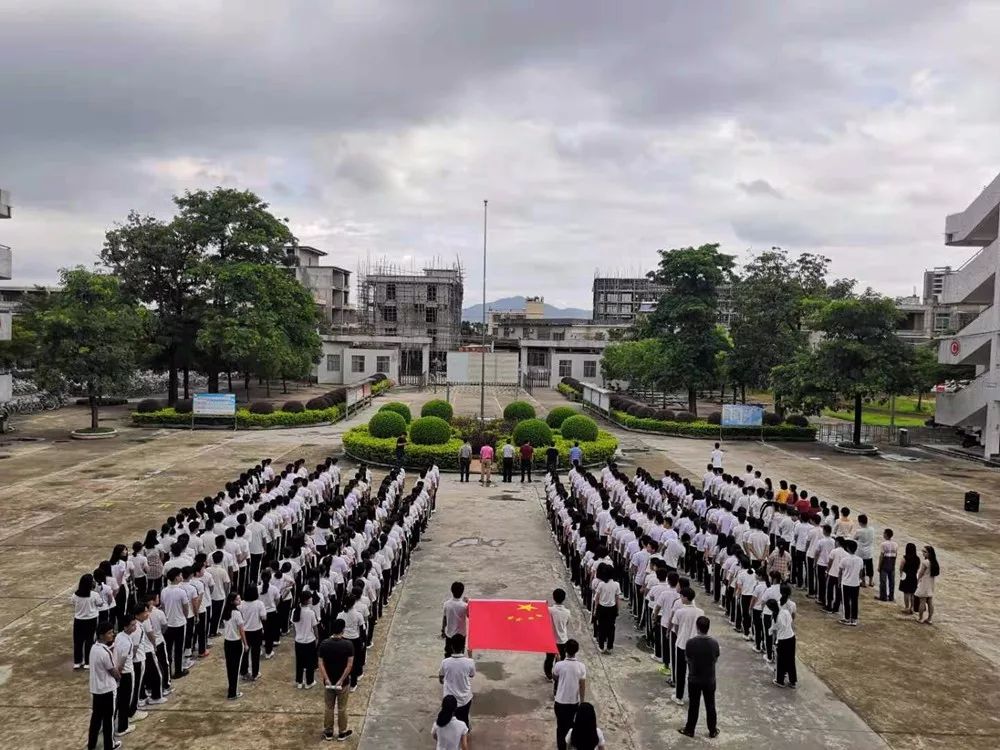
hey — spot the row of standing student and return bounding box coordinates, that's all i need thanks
[76,456,437,750]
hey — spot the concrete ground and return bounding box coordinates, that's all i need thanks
[0,386,998,749]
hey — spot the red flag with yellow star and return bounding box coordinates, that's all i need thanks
[466,599,557,653]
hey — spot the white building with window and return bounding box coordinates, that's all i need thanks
[0,188,12,403]
[934,171,1000,457]
[316,333,431,385]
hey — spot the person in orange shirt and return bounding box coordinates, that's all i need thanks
[775,481,790,505]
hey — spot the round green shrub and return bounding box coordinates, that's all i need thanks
[369,410,408,438]
[409,416,452,445]
[763,411,783,426]
[560,414,598,442]
[503,401,536,422]
[626,403,646,417]
[674,411,696,423]
[785,414,809,428]
[326,388,347,404]
[512,418,554,447]
[249,401,274,415]
[136,398,163,413]
[421,399,454,422]
[283,400,305,413]
[173,398,193,415]
[545,406,577,429]
[706,411,722,425]
[379,401,412,424]
[654,409,676,421]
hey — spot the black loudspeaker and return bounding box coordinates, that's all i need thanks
[965,491,980,513]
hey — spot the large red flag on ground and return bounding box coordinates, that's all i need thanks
[467,599,557,653]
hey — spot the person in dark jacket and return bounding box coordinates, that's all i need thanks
[678,616,720,738]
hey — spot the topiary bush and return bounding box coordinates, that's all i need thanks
[560,414,599,442]
[674,411,697,423]
[546,406,578,429]
[562,377,582,391]
[706,411,722,425]
[626,403,646,417]
[503,401,536,422]
[409,415,452,445]
[369,373,388,383]
[326,388,347,404]
[379,401,412,424]
[513,418,554,447]
[283,400,305,413]
[655,409,676,421]
[369,410,408,438]
[173,398,193,415]
[249,401,274,415]
[306,396,330,410]
[784,414,809,428]
[763,411,783,426]
[421,399,454,422]
[136,398,163,413]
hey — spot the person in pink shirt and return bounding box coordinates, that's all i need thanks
[478,444,494,486]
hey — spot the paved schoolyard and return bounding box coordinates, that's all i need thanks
[0,386,998,749]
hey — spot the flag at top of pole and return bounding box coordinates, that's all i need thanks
[466,599,557,654]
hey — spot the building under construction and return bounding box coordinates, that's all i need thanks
[357,261,464,375]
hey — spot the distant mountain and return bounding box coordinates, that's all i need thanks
[462,296,591,322]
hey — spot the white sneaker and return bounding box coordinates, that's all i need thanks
[162,688,173,696]
[671,696,685,705]
[296,683,304,689]
[137,699,147,707]
[649,654,660,662]
[116,725,136,736]
[132,710,149,721]
[349,685,358,693]
[304,681,316,690]
[147,697,167,705]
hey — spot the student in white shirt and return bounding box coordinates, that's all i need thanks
[552,638,586,750]
[838,539,863,626]
[671,588,705,705]
[220,593,247,700]
[767,599,797,688]
[439,633,476,731]
[72,573,104,669]
[441,581,469,658]
[238,585,267,680]
[112,611,144,736]
[544,588,572,681]
[160,567,190,679]
[87,621,119,750]
[432,695,470,750]
[876,529,899,602]
[292,591,319,688]
[592,564,622,654]
[566,702,606,750]
[710,443,724,469]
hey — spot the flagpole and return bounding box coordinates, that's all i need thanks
[480,199,488,423]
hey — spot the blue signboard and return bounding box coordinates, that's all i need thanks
[722,404,763,427]
[193,393,237,416]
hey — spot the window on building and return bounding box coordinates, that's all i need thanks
[385,283,396,301]
[326,354,341,372]
[382,306,397,322]
[527,350,547,367]
[558,359,572,377]
[426,307,437,323]
[552,331,565,341]
[426,328,438,338]
[427,285,437,302]
[934,313,951,331]
[376,355,390,374]
[384,327,397,336]
[351,355,365,373]
[583,360,597,377]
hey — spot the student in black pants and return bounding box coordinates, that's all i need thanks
[767,600,797,688]
[679,616,720,739]
[87,622,118,750]
[220,593,247,700]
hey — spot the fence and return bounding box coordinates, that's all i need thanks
[815,423,963,446]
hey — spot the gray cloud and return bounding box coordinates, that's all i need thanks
[0,1,998,307]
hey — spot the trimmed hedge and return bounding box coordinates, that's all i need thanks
[174,398,193,414]
[421,399,454,422]
[249,401,274,415]
[610,408,816,441]
[371,379,394,396]
[283,400,305,413]
[560,414,598,442]
[512,418,554,447]
[546,406,578,429]
[75,397,128,407]
[503,401,536,422]
[785,414,809,428]
[136,398,163,413]
[306,396,331,410]
[369,410,408,438]
[132,404,344,429]
[378,401,412,424]
[706,411,722,425]
[343,424,618,471]
[557,382,581,401]
[409,416,452,445]
[763,411,783,426]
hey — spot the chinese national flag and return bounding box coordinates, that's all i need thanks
[466,599,557,654]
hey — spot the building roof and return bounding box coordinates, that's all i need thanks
[296,245,328,257]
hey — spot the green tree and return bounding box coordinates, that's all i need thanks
[28,269,146,431]
[600,338,666,390]
[645,243,735,415]
[771,294,913,446]
[0,315,40,369]
[102,211,205,405]
[197,263,321,399]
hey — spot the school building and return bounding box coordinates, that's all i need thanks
[934,170,1000,458]
[0,187,12,403]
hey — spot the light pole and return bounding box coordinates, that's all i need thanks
[480,199,488,422]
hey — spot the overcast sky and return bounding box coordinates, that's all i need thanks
[2,1,1000,309]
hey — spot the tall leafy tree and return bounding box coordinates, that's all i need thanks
[28,269,146,431]
[645,243,734,415]
[102,212,205,404]
[771,294,913,446]
[600,338,669,392]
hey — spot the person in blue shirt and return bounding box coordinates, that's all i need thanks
[569,442,583,466]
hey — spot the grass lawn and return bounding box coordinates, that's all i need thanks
[821,409,927,427]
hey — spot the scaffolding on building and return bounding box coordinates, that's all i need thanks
[356,256,465,374]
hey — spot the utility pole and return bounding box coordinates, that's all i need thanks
[480,199,488,422]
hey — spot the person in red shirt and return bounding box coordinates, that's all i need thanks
[795,490,814,521]
[520,442,535,483]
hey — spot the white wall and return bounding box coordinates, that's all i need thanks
[447,351,519,383]
[0,373,11,402]
[317,342,399,385]
[546,351,604,387]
